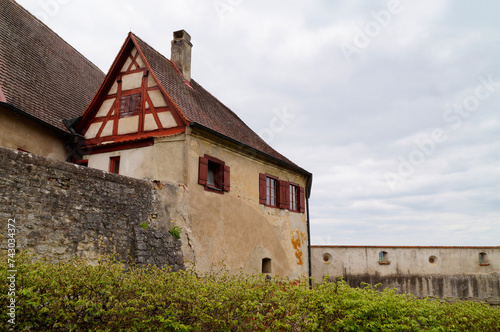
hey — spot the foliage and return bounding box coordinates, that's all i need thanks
[169,226,182,239]
[1,252,499,331]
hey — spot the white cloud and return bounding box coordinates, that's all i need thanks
[15,0,500,246]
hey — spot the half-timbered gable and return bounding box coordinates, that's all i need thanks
[76,34,188,149]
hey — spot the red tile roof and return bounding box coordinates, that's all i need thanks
[133,34,306,171]
[0,0,104,132]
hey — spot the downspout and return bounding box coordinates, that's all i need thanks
[306,174,313,288]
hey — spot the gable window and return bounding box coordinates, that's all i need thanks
[110,156,120,174]
[119,93,141,118]
[198,155,230,194]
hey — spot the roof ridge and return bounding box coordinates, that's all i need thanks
[130,33,295,166]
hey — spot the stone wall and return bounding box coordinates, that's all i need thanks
[0,146,184,270]
[312,245,500,305]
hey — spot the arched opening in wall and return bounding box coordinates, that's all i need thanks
[479,252,490,266]
[378,251,389,265]
[262,258,272,274]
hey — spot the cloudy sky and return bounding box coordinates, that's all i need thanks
[16,0,500,246]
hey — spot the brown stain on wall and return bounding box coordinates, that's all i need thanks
[291,230,307,265]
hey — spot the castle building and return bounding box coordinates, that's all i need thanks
[0,0,312,278]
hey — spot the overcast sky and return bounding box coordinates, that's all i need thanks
[16,0,500,246]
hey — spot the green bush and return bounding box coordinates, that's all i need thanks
[1,252,499,331]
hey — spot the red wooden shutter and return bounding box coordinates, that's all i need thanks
[223,165,230,191]
[110,156,120,174]
[299,186,305,213]
[198,157,208,185]
[279,180,289,209]
[259,173,266,204]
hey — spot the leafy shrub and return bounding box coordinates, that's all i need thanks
[1,252,499,331]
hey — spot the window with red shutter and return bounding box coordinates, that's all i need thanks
[266,176,278,207]
[299,186,305,213]
[198,155,229,194]
[259,174,305,214]
[289,183,300,212]
[110,156,120,174]
[279,180,289,209]
[259,173,267,204]
[198,157,208,185]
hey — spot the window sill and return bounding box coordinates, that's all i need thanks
[479,263,490,266]
[204,185,223,194]
[378,261,390,265]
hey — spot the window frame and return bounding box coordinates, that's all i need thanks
[198,155,230,194]
[119,92,141,118]
[259,174,305,213]
[289,182,300,212]
[265,175,279,207]
[109,156,120,174]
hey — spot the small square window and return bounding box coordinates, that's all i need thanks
[110,156,120,174]
[198,155,230,194]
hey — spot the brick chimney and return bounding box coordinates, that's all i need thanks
[171,30,192,82]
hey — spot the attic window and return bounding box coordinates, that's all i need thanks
[119,93,141,118]
[198,155,230,194]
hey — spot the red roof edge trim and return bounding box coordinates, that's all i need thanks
[75,33,135,134]
[129,34,191,126]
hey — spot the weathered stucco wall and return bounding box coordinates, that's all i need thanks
[0,146,184,270]
[312,246,500,304]
[0,106,68,161]
[82,128,310,279]
[185,130,309,278]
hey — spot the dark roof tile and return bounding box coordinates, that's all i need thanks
[134,34,300,168]
[0,0,104,132]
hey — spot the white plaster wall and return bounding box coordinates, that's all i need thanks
[87,145,154,179]
[312,246,500,280]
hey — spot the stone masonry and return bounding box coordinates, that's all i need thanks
[0,146,184,270]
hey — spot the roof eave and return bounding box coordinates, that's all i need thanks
[0,102,71,138]
[189,121,312,196]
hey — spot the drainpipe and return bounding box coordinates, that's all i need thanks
[306,174,313,288]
